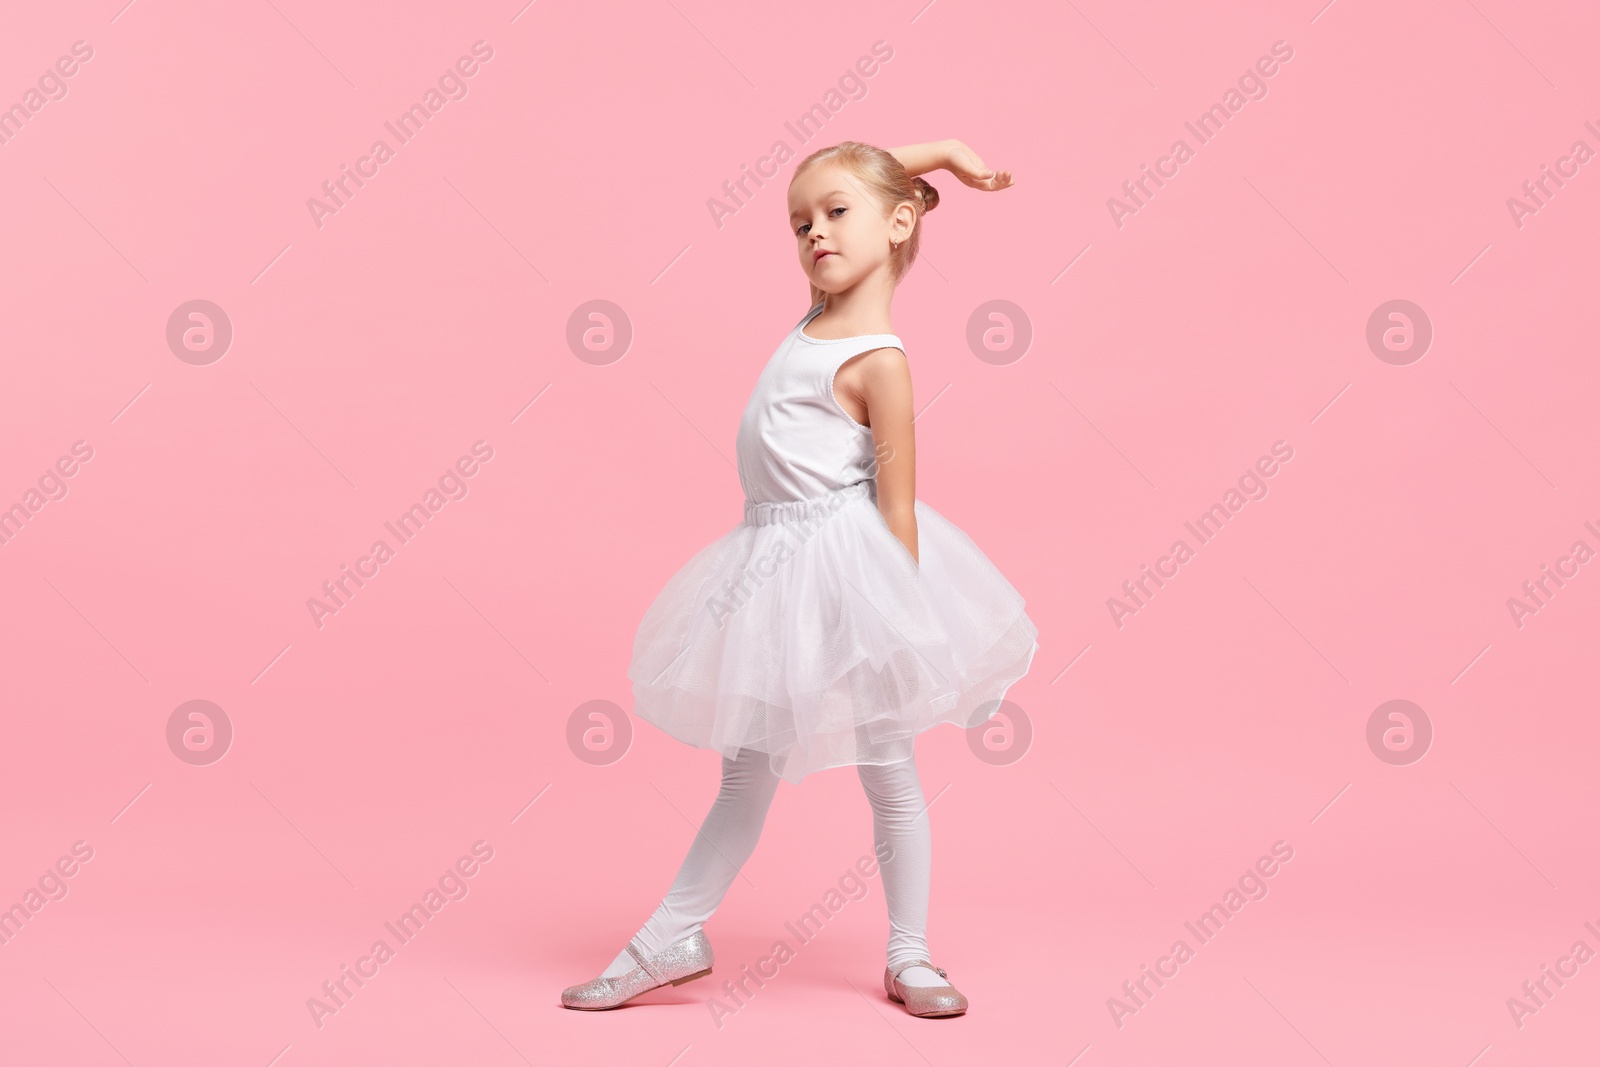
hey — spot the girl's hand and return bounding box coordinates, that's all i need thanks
[942,139,1013,191]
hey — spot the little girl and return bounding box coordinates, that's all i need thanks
[562,139,1039,1018]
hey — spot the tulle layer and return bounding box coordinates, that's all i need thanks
[628,485,1039,784]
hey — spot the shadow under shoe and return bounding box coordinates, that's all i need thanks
[561,930,714,1010]
[883,959,968,1018]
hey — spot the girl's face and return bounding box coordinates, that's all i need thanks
[787,163,914,298]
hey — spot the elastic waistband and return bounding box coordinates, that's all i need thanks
[743,481,871,526]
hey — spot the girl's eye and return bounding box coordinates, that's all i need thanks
[796,207,847,236]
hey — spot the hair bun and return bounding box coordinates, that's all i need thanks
[912,176,940,215]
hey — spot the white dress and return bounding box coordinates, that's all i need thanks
[628,301,1039,784]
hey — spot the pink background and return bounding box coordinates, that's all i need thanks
[3,0,1597,1064]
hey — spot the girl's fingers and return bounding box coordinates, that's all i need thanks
[946,145,1013,190]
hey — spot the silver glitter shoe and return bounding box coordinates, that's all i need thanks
[883,959,968,1018]
[560,930,714,1010]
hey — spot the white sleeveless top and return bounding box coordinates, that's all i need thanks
[736,302,905,507]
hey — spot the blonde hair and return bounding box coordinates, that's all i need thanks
[791,141,940,309]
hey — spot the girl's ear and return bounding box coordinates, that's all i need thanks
[891,200,918,243]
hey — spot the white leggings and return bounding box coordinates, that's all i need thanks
[629,746,932,972]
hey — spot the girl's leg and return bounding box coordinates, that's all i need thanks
[599,745,782,978]
[856,753,946,987]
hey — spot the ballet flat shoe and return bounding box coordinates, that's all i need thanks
[561,930,714,1010]
[883,959,969,1018]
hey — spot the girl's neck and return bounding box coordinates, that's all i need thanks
[810,290,894,339]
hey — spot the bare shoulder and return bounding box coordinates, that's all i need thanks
[838,345,908,375]
[835,345,909,395]
[834,347,914,429]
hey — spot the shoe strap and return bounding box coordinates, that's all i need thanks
[891,959,948,980]
[625,938,668,984]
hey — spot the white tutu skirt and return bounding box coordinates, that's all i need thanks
[628,480,1039,784]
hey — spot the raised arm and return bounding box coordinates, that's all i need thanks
[886,140,955,179]
[887,139,1015,191]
